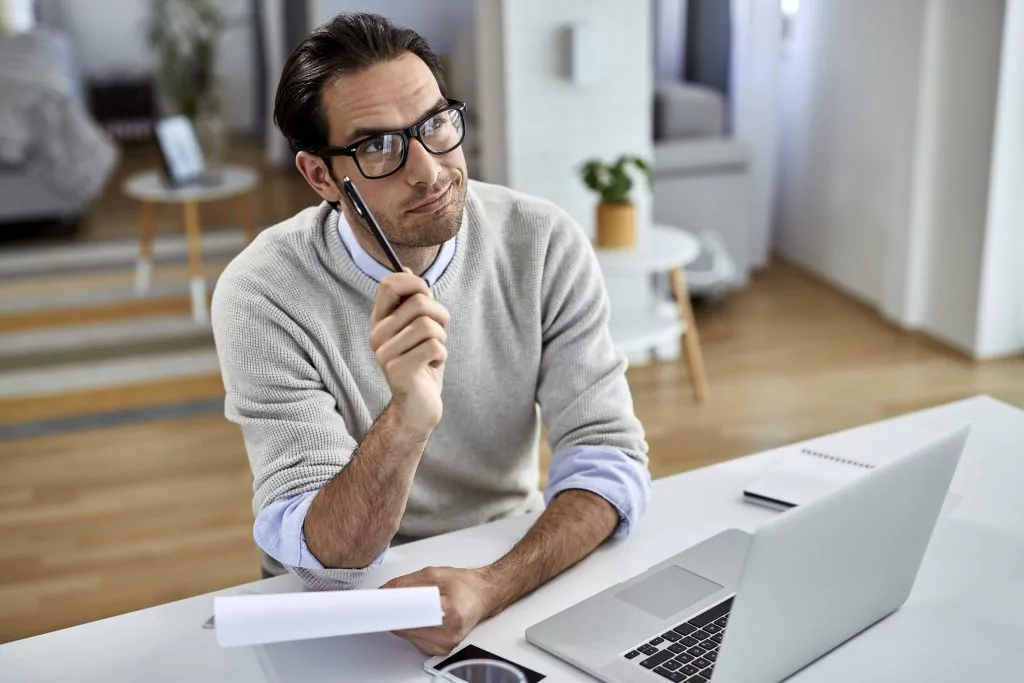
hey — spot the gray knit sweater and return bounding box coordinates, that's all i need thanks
[212,180,648,588]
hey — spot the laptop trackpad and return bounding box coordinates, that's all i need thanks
[616,565,723,619]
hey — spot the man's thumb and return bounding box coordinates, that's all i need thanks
[381,574,414,589]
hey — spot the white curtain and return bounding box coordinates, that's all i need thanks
[653,0,687,81]
[259,0,290,166]
[257,0,310,167]
[729,0,781,268]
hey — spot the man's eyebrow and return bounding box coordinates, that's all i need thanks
[344,97,449,144]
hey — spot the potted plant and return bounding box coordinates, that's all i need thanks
[146,0,225,168]
[580,155,651,250]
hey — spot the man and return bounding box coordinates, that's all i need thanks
[211,12,650,656]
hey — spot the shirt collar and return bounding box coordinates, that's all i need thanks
[335,209,456,287]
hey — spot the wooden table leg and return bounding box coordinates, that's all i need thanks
[182,201,208,325]
[135,201,156,296]
[670,267,709,403]
[234,193,258,243]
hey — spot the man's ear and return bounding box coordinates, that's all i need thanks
[295,152,342,203]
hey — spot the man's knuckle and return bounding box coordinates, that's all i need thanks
[412,295,432,315]
[413,317,432,334]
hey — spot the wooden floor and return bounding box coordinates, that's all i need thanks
[2,260,1022,643]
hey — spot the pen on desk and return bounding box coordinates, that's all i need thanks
[342,176,406,274]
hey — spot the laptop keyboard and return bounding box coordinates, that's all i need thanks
[622,596,733,682]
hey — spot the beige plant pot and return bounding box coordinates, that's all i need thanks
[595,201,637,250]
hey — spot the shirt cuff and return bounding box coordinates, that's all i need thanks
[543,445,652,539]
[254,490,387,573]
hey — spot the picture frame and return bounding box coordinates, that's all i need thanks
[153,115,207,186]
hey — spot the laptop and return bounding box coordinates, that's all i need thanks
[525,425,970,683]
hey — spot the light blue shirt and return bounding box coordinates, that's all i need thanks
[253,211,651,570]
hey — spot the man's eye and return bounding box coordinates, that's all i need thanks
[425,114,449,133]
[362,137,386,154]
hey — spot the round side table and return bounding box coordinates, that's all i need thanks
[595,225,709,402]
[122,165,260,324]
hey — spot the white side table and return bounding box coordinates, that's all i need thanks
[122,165,260,324]
[595,225,709,402]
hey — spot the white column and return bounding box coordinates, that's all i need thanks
[975,0,1024,358]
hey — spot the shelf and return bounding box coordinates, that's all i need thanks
[608,305,685,358]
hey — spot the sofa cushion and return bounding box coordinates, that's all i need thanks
[654,80,726,140]
[653,137,750,175]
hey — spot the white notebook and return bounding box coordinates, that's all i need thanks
[743,447,876,510]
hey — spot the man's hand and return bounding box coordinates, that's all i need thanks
[382,566,496,656]
[381,492,619,656]
[369,272,451,434]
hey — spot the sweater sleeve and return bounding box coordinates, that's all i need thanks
[211,273,378,590]
[535,206,652,534]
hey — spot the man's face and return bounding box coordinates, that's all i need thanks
[315,53,467,249]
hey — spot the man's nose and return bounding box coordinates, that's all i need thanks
[403,138,442,187]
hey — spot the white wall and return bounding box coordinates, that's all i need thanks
[730,0,781,269]
[905,0,1005,353]
[776,0,928,306]
[478,0,653,239]
[475,0,654,364]
[59,0,256,133]
[777,0,1016,357]
[4,0,36,32]
[976,0,1024,357]
[313,0,474,55]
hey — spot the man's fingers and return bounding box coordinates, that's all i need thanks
[388,339,448,377]
[373,317,446,367]
[370,273,431,325]
[370,294,450,350]
[407,633,448,656]
[381,567,434,589]
[381,574,420,590]
[393,628,458,656]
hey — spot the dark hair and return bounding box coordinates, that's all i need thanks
[274,12,447,153]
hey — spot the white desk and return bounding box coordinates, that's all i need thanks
[3,395,1023,682]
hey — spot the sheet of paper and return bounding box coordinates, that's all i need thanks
[214,586,443,648]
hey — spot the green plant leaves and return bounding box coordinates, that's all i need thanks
[579,154,652,204]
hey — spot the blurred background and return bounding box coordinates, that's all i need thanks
[0,0,1021,643]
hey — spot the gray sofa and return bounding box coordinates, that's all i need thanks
[652,80,753,288]
[0,28,116,227]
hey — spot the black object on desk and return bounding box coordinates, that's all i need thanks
[426,644,546,682]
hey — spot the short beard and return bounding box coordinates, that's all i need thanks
[329,168,466,249]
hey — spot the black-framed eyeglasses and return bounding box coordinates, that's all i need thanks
[310,99,468,180]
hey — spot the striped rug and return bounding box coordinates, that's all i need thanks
[0,229,250,439]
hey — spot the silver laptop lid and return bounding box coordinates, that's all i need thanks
[712,424,969,683]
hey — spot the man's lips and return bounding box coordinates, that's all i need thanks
[406,184,452,214]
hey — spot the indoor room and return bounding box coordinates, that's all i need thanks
[1,0,1022,681]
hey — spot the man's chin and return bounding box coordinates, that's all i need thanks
[397,192,465,247]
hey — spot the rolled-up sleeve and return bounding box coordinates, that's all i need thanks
[255,491,387,572]
[544,445,651,539]
[535,204,652,536]
[212,273,379,590]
